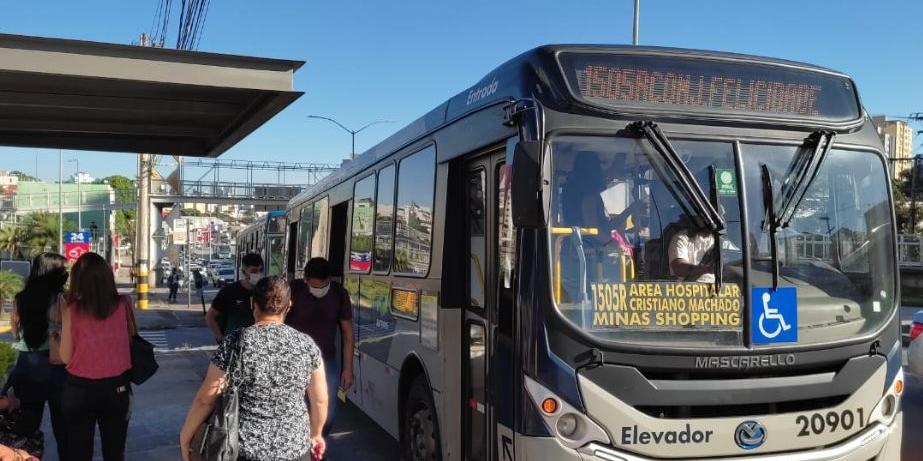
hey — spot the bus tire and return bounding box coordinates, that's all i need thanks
[402,374,441,461]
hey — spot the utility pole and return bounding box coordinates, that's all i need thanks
[58,150,63,253]
[69,157,82,231]
[137,153,151,309]
[633,0,640,45]
[186,219,192,310]
[912,158,918,232]
[135,32,154,309]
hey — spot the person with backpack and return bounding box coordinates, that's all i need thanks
[284,257,353,436]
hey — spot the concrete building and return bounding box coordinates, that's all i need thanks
[70,171,95,184]
[872,116,914,180]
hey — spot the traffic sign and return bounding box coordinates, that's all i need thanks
[65,231,89,244]
[65,242,90,262]
[173,220,188,245]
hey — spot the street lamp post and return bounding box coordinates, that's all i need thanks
[58,150,63,253]
[305,115,394,159]
[633,0,640,45]
[67,157,82,231]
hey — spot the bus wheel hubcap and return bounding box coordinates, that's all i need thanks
[410,406,435,460]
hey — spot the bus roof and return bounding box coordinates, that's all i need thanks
[289,45,858,209]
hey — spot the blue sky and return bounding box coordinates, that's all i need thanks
[0,0,920,181]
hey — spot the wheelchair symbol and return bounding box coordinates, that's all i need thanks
[758,292,792,339]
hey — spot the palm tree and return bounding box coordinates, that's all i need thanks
[0,226,25,260]
[20,212,72,256]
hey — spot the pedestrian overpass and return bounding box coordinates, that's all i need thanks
[0,32,305,308]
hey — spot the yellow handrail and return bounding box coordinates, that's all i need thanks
[551,227,635,304]
[550,227,599,236]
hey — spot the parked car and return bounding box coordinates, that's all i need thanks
[908,310,923,377]
[213,268,236,287]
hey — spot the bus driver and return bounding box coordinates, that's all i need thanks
[667,208,737,283]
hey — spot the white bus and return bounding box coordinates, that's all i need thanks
[283,45,904,460]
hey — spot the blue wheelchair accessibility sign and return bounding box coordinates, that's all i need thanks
[751,287,798,344]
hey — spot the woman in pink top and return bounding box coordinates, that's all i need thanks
[60,252,133,461]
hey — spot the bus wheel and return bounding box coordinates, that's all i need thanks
[403,375,441,461]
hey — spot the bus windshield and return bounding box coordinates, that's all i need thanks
[549,135,895,348]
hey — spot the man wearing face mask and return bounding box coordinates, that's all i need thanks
[285,257,353,436]
[205,252,263,343]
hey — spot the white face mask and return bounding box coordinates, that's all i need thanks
[241,269,262,285]
[309,283,330,298]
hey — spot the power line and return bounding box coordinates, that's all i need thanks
[192,0,210,50]
[149,0,164,41]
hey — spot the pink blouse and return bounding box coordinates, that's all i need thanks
[67,295,132,379]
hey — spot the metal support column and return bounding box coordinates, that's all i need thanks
[136,153,151,309]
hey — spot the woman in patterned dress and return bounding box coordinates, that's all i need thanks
[180,276,328,461]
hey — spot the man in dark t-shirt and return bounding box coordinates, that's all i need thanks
[285,257,354,435]
[206,252,263,342]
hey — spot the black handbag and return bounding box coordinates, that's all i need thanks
[191,334,243,461]
[124,296,159,385]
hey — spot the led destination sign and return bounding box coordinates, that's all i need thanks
[559,52,861,122]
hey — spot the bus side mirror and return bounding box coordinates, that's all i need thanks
[512,140,545,228]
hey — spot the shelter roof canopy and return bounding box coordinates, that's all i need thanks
[0,33,304,157]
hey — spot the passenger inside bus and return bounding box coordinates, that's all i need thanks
[559,151,610,241]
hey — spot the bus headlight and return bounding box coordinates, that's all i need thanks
[869,368,903,426]
[556,413,578,438]
[524,375,611,449]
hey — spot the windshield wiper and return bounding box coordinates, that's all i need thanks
[628,121,725,233]
[775,131,836,229]
[761,164,781,289]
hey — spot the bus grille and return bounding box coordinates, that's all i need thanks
[634,394,849,419]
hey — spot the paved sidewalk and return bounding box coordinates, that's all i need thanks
[38,350,400,461]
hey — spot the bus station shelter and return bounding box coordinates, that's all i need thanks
[0,33,304,156]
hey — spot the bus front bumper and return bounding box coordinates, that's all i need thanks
[517,414,902,461]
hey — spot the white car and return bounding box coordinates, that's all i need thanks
[909,310,923,377]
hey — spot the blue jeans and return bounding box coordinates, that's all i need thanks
[322,355,340,436]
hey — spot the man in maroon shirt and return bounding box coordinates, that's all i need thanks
[285,257,354,435]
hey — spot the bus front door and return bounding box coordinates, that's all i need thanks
[463,152,503,460]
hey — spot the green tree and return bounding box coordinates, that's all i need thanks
[0,226,26,260]
[96,175,136,204]
[115,209,136,247]
[891,166,920,233]
[0,270,24,309]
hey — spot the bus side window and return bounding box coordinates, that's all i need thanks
[299,204,313,267]
[394,147,436,276]
[312,197,329,258]
[350,175,376,272]
[374,165,396,273]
